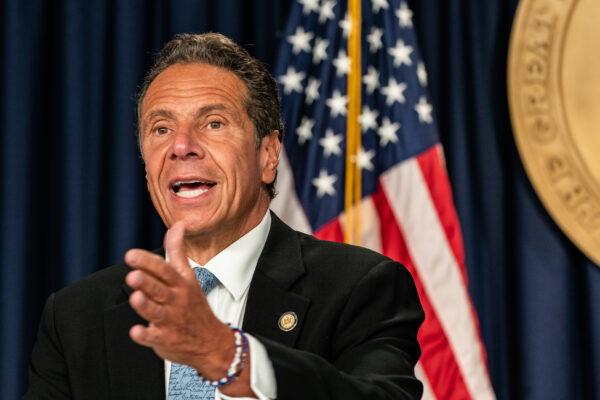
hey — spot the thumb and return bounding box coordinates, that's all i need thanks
[164,221,190,277]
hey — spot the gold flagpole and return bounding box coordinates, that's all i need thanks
[344,0,362,245]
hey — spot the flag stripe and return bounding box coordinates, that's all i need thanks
[314,218,344,242]
[381,155,495,399]
[417,145,492,380]
[272,150,313,234]
[416,144,467,281]
[337,197,383,253]
[356,197,383,252]
[372,183,472,399]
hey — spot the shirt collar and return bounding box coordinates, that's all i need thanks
[188,211,271,301]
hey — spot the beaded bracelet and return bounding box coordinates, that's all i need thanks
[199,326,249,387]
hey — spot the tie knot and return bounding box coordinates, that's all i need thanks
[194,267,219,295]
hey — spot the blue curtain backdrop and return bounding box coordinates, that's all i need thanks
[1,1,599,399]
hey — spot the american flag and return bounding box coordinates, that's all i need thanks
[270,0,496,398]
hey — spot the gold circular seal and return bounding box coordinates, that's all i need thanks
[508,0,600,266]
[278,312,298,332]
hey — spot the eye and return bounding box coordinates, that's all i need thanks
[208,121,223,130]
[154,127,170,136]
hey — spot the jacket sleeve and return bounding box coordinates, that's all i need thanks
[23,293,72,400]
[258,260,424,400]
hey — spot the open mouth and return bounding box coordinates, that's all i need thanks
[171,180,216,198]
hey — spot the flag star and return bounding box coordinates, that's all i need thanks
[312,169,337,197]
[355,147,376,171]
[339,12,352,38]
[396,2,414,28]
[305,77,321,104]
[299,0,320,15]
[362,66,380,94]
[359,105,379,132]
[326,89,348,117]
[313,37,329,64]
[296,117,314,144]
[381,78,407,105]
[333,49,351,76]
[377,117,400,147]
[366,27,383,53]
[371,0,389,13]
[415,96,434,123]
[319,0,336,23]
[319,129,344,157]
[287,27,314,54]
[279,67,306,94]
[417,61,428,86]
[388,39,413,67]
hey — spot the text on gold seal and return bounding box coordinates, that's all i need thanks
[508,0,600,266]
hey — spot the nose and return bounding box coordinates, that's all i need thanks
[170,128,202,160]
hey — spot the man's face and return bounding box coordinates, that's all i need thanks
[139,63,279,240]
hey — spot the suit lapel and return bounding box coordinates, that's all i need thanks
[103,285,165,400]
[242,212,310,348]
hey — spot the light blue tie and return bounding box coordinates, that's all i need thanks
[168,268,219,399]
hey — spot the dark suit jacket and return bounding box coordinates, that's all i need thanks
[25,213,424,399]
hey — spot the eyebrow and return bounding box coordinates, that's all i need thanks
[144,104,229,123]
[195,103,244,126]
[144,109,176,123]
[194,104,228,119]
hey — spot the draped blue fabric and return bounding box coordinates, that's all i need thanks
[1,1,598,399]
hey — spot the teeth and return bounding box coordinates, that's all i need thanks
[171,180,215,194]
[173,181,200,192]
[175,187,209,198]
[174,180,202,186]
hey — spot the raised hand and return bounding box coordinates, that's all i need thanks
[125,221,235,379]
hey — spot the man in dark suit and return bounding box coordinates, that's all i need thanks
[25,33,423,399]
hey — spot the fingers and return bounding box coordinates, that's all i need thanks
[125,249,180,285]
[129,290,166,324]
[126,270,173,304]
[129,323,161,347]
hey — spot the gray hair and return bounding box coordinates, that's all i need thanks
[137,32,283,198]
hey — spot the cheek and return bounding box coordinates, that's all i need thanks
[227,157,261,197]
[144,161,160,185]
[215,142,256,175]
[142,144,169,185]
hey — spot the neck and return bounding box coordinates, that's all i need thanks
[183,203,269,265]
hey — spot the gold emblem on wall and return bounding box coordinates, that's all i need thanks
[508,0,600,266]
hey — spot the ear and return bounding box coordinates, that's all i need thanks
[260,130,281,185]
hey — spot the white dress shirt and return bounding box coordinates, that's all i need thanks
[164,211,277,399]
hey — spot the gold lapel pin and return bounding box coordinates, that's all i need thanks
[278,311,298,332]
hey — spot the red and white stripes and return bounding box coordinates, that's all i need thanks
[271,145,495,399]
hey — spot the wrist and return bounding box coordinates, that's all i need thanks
[194,325,250,388]
[193,323,237,380]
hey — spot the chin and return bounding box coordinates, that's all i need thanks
[177,218,220,237]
